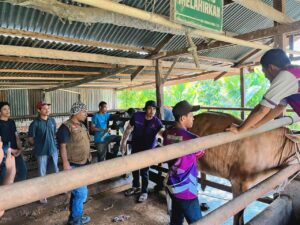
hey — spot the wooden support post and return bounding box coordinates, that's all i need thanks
[240,68,246,120]
[273,0,288,49]
[155,59,164,120]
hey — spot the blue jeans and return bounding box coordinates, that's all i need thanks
[68,164,88,222]
[170,197,202,225]
[37,151,59,177]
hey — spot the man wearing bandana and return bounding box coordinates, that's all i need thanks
[57,102,91,225]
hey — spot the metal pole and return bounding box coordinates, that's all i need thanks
[0,116,298,210]
[192,164,300,225]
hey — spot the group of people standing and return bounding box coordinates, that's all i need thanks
[0,48,299,225]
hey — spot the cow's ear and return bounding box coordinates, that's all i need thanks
[285,134,300,143]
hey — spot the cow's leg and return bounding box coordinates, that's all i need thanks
[231,180,249,225]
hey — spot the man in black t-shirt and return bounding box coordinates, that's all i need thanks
[0,102,27,182]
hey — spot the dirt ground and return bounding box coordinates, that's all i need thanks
[0,190,171,225]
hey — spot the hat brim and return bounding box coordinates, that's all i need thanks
[190,105,200,112]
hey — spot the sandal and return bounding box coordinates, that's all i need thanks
[124,187,140,196]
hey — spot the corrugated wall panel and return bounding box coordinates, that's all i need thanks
[6,89,29,116]
[45,88,115,114]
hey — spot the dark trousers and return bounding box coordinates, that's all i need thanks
[132,167,149,193]
[96,135,121,162]
[131,147,149,193]
[170,197,202,225]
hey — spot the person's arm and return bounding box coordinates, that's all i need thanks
[2,148,16,185]
[227,104,271,133]
[254,104,286,128]
[27,122,35,146]
[90,115,107,132]
[120,124,134,154]
[57,125,72,170]
[59,143,71,170]
[12,121,23,156]
[228,71,297,133]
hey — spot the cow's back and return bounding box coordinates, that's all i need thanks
[190,112,296,182]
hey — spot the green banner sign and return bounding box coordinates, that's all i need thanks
[171,0,223,32]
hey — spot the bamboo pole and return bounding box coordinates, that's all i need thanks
[0,116,298,210]
[192,164,300,225]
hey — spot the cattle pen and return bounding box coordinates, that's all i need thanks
[1,0,300,225]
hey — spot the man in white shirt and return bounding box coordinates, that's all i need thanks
[227,48,300,133]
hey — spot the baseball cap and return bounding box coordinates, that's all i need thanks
[144,100,157,109]
[172,100,200,117]
[36,101,51,110]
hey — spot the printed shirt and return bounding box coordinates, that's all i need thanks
[260,67,300,116]
[163,127,205,200]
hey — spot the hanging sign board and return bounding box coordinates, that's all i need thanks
[171,0,223,32]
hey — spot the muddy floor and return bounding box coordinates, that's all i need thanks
[0,189,171,225]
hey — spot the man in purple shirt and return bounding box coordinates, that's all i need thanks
[227,48,300,133]
[121,100,164,202]
[163,100,204,225]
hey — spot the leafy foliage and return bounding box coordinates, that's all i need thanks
[117,67,299,130]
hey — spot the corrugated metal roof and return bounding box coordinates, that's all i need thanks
[0,0,299,90]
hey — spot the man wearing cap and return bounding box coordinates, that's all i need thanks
[121,100,164,202]
[28,101,59,204]
[57,102,91,225]
[227,48,300,133]
[0,101,27,182]
[163,100,204,225]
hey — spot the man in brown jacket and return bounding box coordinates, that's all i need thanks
[57,102,91,225]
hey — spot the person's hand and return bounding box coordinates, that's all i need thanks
[63,161,72,171]
[107,128,111,133]
[5,148,15,176]
[226,123,240,134]
[11,149,21,157]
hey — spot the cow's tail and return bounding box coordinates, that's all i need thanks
[200,172,207,191]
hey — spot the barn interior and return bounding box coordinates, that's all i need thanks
[0,0,300,225]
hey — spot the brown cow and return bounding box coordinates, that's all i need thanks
[189,112,299,225]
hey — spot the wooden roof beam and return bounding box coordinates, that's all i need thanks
[164,19,300,59]
[131,34,174,81]
[0,28,152,54]
[0,56,113,68]
[232,0,293,24]
[0,45,238,72]
[0,45,153,67]
[74,0,272,50]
